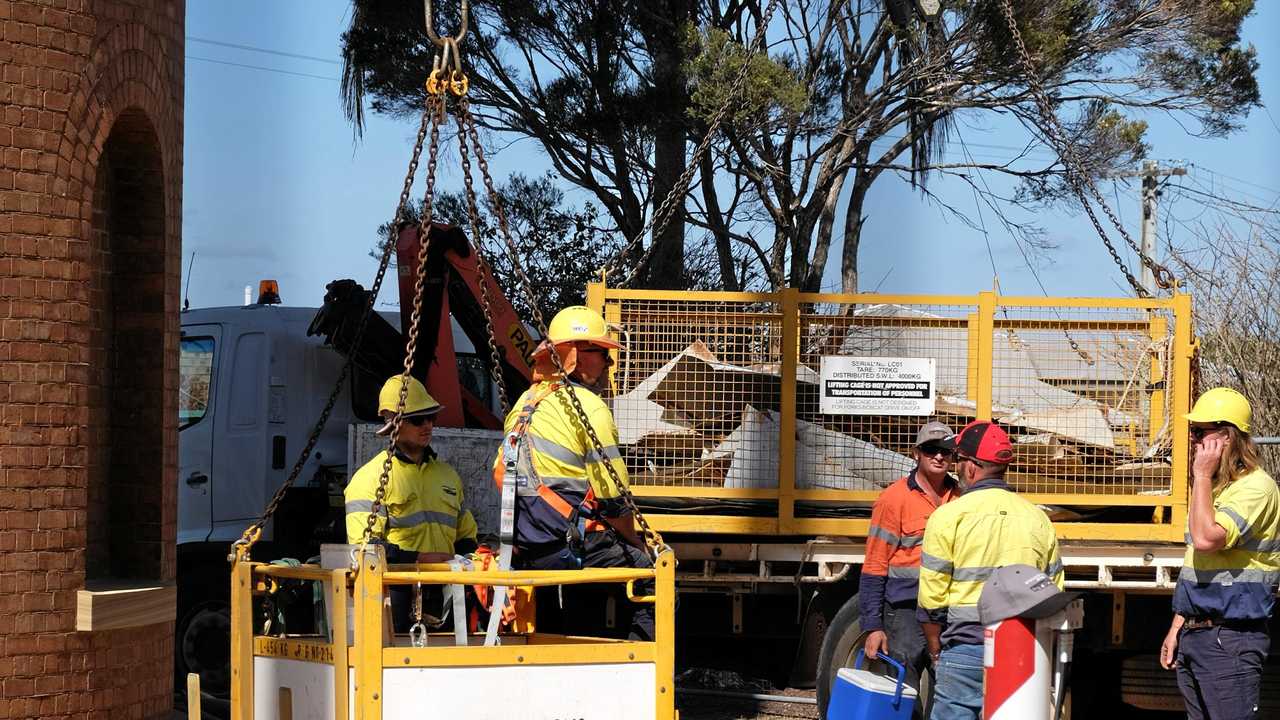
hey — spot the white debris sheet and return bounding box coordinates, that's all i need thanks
[612,336,1171,494]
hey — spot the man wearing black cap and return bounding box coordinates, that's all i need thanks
[916,421,1063,720]
[859,421,961,697]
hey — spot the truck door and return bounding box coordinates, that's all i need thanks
[210,328,270,539]
[179,325,220,544]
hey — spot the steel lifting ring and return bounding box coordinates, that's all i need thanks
[424,0,469,48]
[409,622,428,647]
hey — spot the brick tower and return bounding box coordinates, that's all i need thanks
[0,0,184,716]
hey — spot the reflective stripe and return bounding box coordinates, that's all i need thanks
[887,565,920,579]
[536,475,592,494]
[388,510,458,529]
[1045,559,1064,577]
[1238,537,1280,553]
[920,553,953,575]
[345,501,456,529]
[952,566,997,582]
[868,525,900,546]
[1187,530,1280,554]
[947,606,980,623]
[345,500,386,516]
[1220,506,1249,535]
[528,435,586,468]
[1179,567,1280,585]
[898,534,924,548]
[585,444,622,463]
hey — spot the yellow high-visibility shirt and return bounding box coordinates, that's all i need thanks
[917,477,1063,645]
[1173,467,1280,620]
[345,450,478,555]
[498,380,628,507]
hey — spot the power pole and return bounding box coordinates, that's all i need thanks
[1107,160,1186,295]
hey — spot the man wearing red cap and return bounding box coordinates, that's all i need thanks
[916,421,1063,720]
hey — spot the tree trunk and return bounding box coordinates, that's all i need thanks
[700,149,740,291]
[640,0,690,289]
[841,178,871,293]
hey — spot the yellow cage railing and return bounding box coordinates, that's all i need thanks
[230,546,677,720]
[589,283,1194,543]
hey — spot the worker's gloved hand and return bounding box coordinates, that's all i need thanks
[864,629,890,660]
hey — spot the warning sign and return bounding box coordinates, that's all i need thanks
[819,356,936,416]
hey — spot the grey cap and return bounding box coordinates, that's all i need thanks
[914,421,955,448]
[978,564,1081,625]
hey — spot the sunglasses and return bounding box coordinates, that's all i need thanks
[404,414,434,427]
[919,444,954,458]
[1190,423,1226,441]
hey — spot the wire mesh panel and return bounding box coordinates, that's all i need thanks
[989,303,1175,499]
[609,294,783,491]
[794,300,976,501]
[596,285,1191,539]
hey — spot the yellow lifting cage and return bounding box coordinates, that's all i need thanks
[229,545,677,720]
[588,283,1195,544]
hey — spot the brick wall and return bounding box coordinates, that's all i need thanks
[0,1,184,717]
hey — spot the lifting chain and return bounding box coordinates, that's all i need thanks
[409,581,428,647]
[359,93,448,549]
[229,89,440,562]
[602,0,783,289]
[454,113,511,417]
[995,0,1174,297]
[456,100,669,558]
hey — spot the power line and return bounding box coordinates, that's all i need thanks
[187,35,342,65]
[186,55,339,82]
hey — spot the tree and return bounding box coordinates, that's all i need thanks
[373,173,621,321]
[1165,190,1280,462]
[344,0,1260,293]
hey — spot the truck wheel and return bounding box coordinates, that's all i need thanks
[177,599,232,698]
[816,593,929,720]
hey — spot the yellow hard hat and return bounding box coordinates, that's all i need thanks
[377,375,442,418]
[544,305,623,350]
[1185,387,1251,433]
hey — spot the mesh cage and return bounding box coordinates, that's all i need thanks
[988,304,1175,498]
[597,287,1191,539]
[612,296,783,491]
[795,301,975,510]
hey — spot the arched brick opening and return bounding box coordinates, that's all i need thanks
[85,107,167,582]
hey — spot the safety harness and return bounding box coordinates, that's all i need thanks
[484,380,605,645]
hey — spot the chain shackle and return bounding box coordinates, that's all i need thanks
[424,0,469,48]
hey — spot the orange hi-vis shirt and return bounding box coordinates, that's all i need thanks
[858,469,959,631]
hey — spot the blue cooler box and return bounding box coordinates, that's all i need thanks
[826,650,918,720]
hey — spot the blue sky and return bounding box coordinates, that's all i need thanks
[182,1,1280,309]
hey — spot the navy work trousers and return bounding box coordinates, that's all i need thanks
[1176,624,1269,720]
[519,531,656,641]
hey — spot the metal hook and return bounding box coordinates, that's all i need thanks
[424,0,469,48]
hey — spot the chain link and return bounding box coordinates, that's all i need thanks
[454,112,511,417]
[231,100,437,561]
[458,101,668,557]
[995,0,1174,297]
[603,0,783,289]
[361,94,448,546]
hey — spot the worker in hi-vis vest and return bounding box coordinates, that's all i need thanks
[346,375,478,630]
[917,420,1062,720]
[493,305,654,640]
